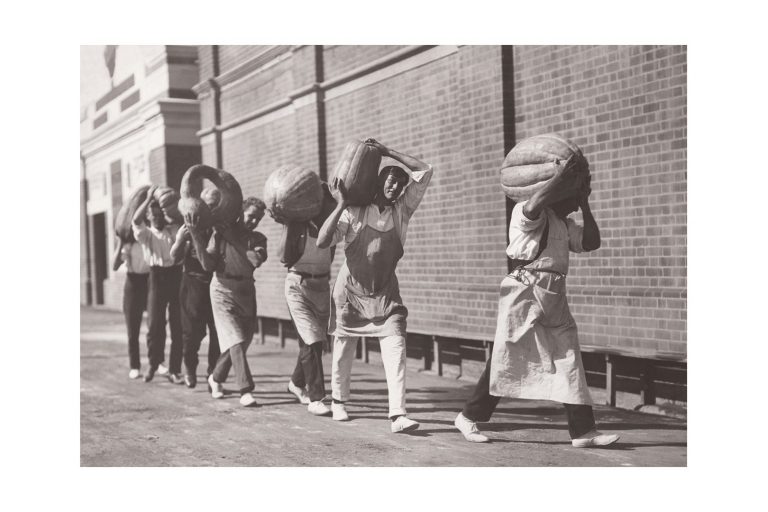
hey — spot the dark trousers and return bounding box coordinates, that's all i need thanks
[180,273,220,377]
[211,340,254,394]
[123,273,148,370]
[291,337,325,402]
[462,353,596,439]
[147,265,183,372]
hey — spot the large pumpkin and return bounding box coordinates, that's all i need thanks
[114,185,150,242]
[153,186,183,224]
[263,164,323,223]
[500,134,589,201]
[178,164,244,230]
[330,140,382,206]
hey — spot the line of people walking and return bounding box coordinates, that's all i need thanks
[113,138,619,447]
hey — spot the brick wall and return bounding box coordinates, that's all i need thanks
[323,45,508,340]
[195,45,687,356]
[512,45,687,355]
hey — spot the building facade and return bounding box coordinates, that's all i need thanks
[80,45,201,308]
[192,45,687,359]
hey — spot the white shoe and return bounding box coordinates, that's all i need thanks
[287,380,311,405]
[157,363,169,376]
[128,369,141,380]
[239,393,258,407]
[308,401,331,416]
[571,430,620,448]
[391,416,420,433]
[208,375,224,399]
[331,402,350,421]
[454,412,490,443]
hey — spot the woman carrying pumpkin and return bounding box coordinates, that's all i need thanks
[185,196,267,407]
[132,185,183,383]
[169,204,220,390]
[317,138,432,433]
[453,155,620,448]
[112,232,150,380]
[271,183,336,417]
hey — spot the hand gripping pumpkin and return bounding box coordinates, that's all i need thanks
[263,164,323,223]
[178,164,244,230]
[114,184,150,242]
[500,133,589,201]
[330,140,382,206]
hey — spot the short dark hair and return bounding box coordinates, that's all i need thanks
[379,165,409,185]
[243,197,266,211]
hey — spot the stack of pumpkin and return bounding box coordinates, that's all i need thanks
[114,185,183,242]
[499,133,590,202]
[179,164,244,230]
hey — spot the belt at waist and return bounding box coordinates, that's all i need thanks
[185,271,212,281]
[508,266,567,279]
[150,265,181,271]
[289,270,330,280]
[215,272,251,281]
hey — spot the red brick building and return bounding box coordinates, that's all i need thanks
[192,45,686,366]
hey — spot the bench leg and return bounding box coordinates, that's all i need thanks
[432,336,442,377]
[362,337,369,363]
[640,362,656,405]
[278,320,285,349]
[605,354,616,407]
[258,317,265,345]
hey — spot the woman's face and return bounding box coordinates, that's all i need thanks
[243,206,265,232]
[551,197,580,219]
[380,172,407,203]
[146,202,166,229]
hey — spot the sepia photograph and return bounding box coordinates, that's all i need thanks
[79,43,687,467]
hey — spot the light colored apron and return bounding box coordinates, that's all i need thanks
[329,206,407,337]
[285,234,332,344]
[209,239,256,352]
[489,223,593,405]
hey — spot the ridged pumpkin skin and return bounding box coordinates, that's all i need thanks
[331,140,382,206]
[153,186,183,224]
[114,185,150,242]
[263,164,323,222]
[500,134,589,201]
[179,164,244,230]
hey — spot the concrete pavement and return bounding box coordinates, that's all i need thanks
[80,307,686,466]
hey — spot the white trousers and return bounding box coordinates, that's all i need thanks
[331,335,407,418]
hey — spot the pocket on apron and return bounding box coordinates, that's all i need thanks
[494,275,540,344]
[532,276,572,328]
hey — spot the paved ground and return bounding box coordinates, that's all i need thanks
[80,307,687,466]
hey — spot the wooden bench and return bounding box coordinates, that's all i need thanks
[255,317,687,407]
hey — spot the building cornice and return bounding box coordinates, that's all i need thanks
[192,45,292,95]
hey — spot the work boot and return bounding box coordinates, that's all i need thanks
[184,374,197,389]
[128,369,141,380]
[287,380,311,405]
[571,430,620,448]
[168,373,184,385]
[390,416,420,433]
[157,363,169,376]
[454,412,490,443]
[144,366,157,383]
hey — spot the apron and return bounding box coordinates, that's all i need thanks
[285,234,332,344]
[209,240,256,352]
[329,206,407,337]
[488,219,593,405]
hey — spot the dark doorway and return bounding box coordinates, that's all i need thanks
[90,212,108,305]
